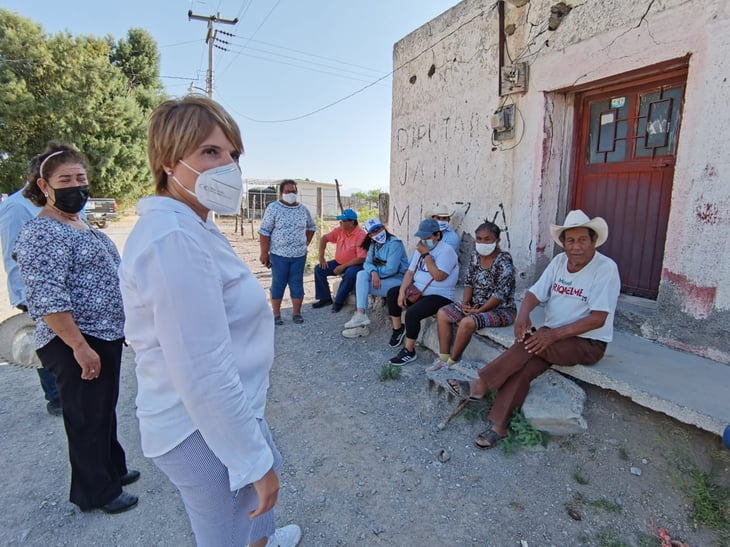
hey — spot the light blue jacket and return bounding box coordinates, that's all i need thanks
[362,235,409,279]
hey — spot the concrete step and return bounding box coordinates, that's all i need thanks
[417,302,730,437]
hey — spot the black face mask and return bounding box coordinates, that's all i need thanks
[49,185,90,214]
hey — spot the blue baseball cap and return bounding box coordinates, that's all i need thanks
[414,218,440,238]
[336,208,358,221]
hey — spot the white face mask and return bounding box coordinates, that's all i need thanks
[282,193,298,205]
[371,231,387,245]
[437,220,450,231]
[173,160,243,215]
[475,242,497,256]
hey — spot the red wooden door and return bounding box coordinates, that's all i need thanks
[572,71,686,298]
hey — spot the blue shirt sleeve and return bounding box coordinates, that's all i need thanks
[0,201,36,307]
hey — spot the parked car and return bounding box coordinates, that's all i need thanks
[85,197,118,229]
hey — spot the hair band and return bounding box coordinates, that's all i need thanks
[39,150,65,179]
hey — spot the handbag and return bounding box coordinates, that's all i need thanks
[404,283,424,304]
[404,255,434,304]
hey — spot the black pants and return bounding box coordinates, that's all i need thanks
[386,286,452,340]
[37,335,128,510]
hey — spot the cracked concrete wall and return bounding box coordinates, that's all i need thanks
[391,0,730,362]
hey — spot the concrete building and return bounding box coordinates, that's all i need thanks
[390,0,730,363]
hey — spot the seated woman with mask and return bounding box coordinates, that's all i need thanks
[341,218,408,337]
[427,221,516,371]
[386,218,459,365]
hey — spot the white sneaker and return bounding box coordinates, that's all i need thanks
[342,326,370,338]
[426,358,449,372]
[265,524,302,547]
[344,311,370,329]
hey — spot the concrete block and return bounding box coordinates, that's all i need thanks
[522,370,587,435]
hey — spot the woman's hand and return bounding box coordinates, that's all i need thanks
[249,468,280,518]
[415,240,430,256]
[74,343,101,380]
[397,291,407,308]
[371,271,381,289]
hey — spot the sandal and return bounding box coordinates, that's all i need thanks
[445,378,485,402]
[292,315,304,324]
[475,427,504,450]
[274,316,284,326]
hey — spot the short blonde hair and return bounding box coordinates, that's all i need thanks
[147,95,244,193]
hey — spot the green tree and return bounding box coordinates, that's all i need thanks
[0,10,166,205]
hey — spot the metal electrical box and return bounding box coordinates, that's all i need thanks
[491,104,515,141]
[500,62,528,95]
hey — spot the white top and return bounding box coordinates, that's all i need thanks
[529,251,620,342]
[119,196,274,491]
[407,241,459,300]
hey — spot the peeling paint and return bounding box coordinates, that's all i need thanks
[694,202,720,224]
[661,269,716,318]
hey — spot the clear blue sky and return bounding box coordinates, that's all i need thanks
[4,0,458,193]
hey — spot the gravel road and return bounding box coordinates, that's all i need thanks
[1,216,727,546]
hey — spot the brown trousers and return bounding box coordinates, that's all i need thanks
[478,333,607,434]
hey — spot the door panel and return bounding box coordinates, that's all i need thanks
[572,76,685,298]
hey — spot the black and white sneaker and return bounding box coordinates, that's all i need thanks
[389,347,416,366]
[388,327,406,348]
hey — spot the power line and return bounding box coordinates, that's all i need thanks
[214,45,389,85]
[216,37,389,81]
[220,7,488,124]
[218,0,282,77]
[218,30,387,75]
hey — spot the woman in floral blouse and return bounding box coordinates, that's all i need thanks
[258,179,317,325]
[14,142,138,514]
[427,221,517,371]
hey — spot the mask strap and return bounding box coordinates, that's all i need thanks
[170,174,198,199]
[179,160,201,176]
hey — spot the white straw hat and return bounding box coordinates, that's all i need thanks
[549,210,608,248]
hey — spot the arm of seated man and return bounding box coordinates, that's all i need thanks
[524,310,608,356]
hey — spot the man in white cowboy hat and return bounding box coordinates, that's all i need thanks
[445,209,620,450]
[426,204,460,253]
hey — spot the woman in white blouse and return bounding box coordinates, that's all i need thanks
[119,96,299,547]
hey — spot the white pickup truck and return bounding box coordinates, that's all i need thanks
[85,198,118,229]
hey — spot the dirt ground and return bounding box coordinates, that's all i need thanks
[1,217,728,547]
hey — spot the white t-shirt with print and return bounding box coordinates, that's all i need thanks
[529,251,620,342]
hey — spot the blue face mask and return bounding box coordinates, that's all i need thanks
[425,239,435,250]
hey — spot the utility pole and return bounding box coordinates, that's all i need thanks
[187,10,238,98]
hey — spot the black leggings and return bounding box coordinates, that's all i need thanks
[386,286,452,340]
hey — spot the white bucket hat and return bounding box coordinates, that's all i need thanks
[425,204,454,218]
[549,210,608,248]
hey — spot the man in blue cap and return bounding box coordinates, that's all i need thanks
[313,208,367,312]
